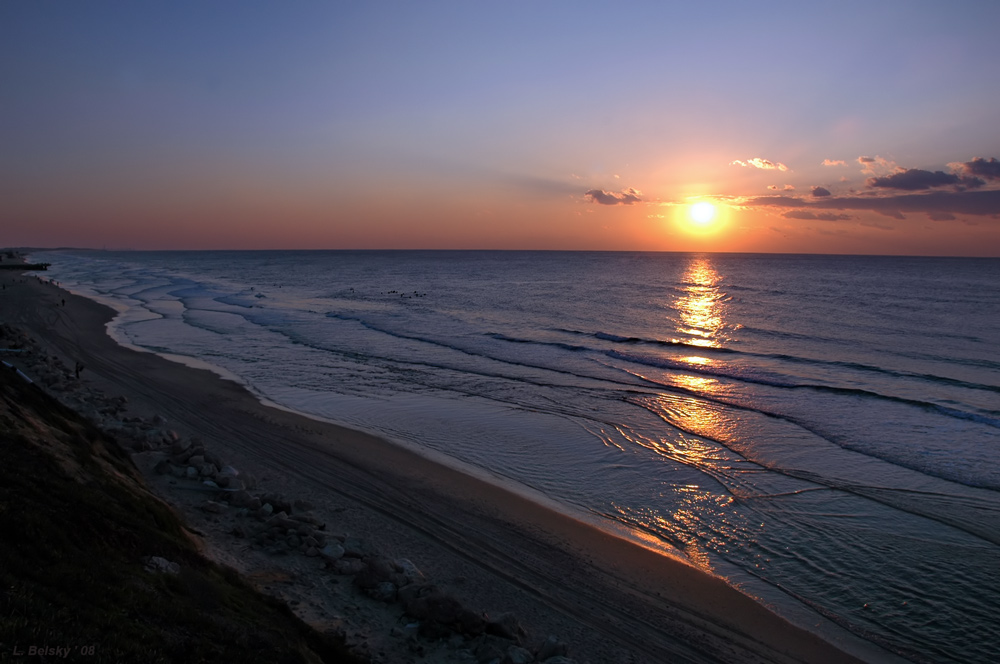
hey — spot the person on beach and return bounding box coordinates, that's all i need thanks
[75,361,84,379]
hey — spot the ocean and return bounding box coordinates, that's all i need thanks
[32,250,1000,663]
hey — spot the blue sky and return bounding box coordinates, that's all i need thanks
[3,1,999,253]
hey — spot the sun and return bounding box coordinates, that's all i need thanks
[689,202,717,225]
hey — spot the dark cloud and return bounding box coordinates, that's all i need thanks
[858,156,876,163]
[928,212,956,221]
[585,187,642,205]
[745,189,1000,217]
[956,157,1000,181]
[876,210,906,220]
[783,211,852,221]
[812,186,831,197]
[868,168,984,191]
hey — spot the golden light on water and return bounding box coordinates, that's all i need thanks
[674,257,727,348]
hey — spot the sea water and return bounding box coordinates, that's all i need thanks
[33,250,1000,663]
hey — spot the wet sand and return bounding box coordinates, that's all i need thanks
[0,265,884,663]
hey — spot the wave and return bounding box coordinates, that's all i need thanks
[609,349,1000,429]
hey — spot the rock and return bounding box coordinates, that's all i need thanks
[144,556,180,575]
[405,589,483,636]
[319,543,345,562]
[354,557,396,589]
[293,498,315,512]
[198,463,216,478]
[289,512,323,527]
[486,612,525,641]
[473,635,511,664]
[502,646,533,664]
[204,451,224,469]
[305,546,319,557]
[152,414,167,426]
[247,496,262,511]
[397,582,433,607]
[169,465,186,479]
[260,503,274,516]
[201,480,219,489]
[342,537,369,558]
[536,636,568,661]
[217,465,239,480]
[185,466,198,479]
[228,489,253,508]
[540,658,577,664]
[395,557,425,583]
[332,558,367,575]
[366,581,397,603]
[200,500,227,514]
[188,454,205,467]
[153,458,173,475]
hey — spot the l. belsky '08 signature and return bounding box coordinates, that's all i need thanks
[12,644,96,657]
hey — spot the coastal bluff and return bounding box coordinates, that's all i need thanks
[0,353,362,663]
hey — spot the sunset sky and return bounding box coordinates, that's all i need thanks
[3,1,1000,255]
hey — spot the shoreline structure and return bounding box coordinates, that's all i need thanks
[2,259,891,663]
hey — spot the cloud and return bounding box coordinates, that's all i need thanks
[928,212,956,221]
[744,189,1000,217]
[953,157,1000,181]
[856,155,897,176]
[731,157,789,171]
[585,187,642,205]
[868,168,985,191]
[782,211,852,221]
[822,159,846,167]
[812,186,832,197]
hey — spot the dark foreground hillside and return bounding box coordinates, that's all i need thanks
[0,366,364,663]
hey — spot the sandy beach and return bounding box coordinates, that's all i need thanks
[0,264,880,664]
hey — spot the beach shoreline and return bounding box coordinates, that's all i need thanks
[1,263,893,663]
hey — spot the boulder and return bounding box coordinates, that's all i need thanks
[217,465,239,480]
[353,557,396,589]
[319,543,345,562]
[536,636,568,661]
[228,489,253,508]
[502,646,533,664]
[200,500,227,514]
[332,558,367,575]
[144,556,180,575]
[395,557,425,584]
[486,612,525,641]
[342,537,369,558]
[366,581,397,603]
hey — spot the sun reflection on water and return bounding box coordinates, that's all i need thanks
[674,256,728,348]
